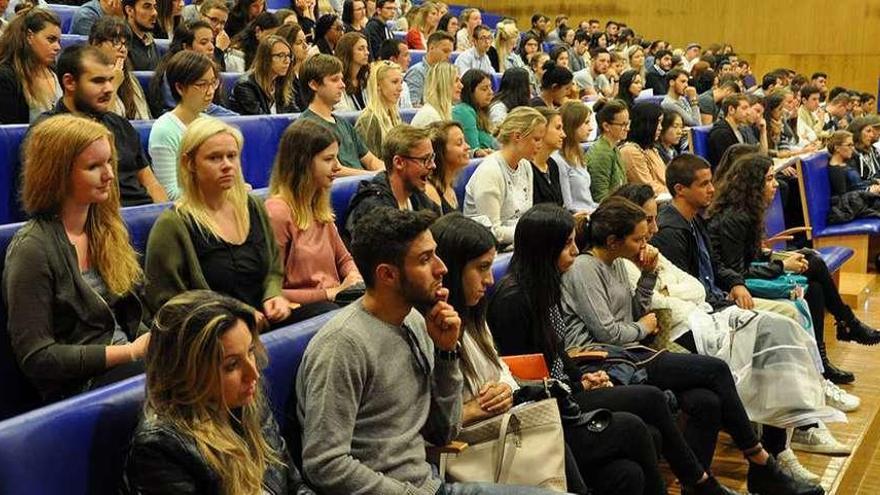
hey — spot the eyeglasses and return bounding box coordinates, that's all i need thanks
[206,16,227,27]
[106,38,127,49]
[192,78,220,91]
[401,153,435,167]
[272,52,292,61]
[608,121,630,128]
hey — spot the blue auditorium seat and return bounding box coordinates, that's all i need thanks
[410,49,425,66]
[60,33,87,49]
[452,158,482,209]
[490,72,501,92]
[487,252,512,297]
[634,95,664,106]
[797,152,880,272]
[688,125,711,161]
[449,51,460,63]
[330,174,371,232]
[401,107,417,123]
[46,3,76,33]
[393,30,406,41]
[0,124,28,224]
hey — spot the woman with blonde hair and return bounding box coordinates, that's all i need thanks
[334,31,370,111]
[405,1,439,49]
[266,119,362,321]
[145,117,291,329]
[553,100,598,214]
[0,8,62,123]
[463,107,547,245]
[4,114,148,403]
[354,60,403,156]
[124,290,315,494]
[230,34,298,114]
[489,20,523,73]
[410,61,461,127]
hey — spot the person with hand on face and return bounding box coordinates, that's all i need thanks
[739,95,769,153]
[89,16,152,120]
[198,0,231,70]
[124,290,315,495]
[344,124,441,244]
[464,107,547,245]
[145,117,291,330]
[122,0,160,70]
[661,68,701,128]
[38,45,165,207]
[230,34,298,114]
[266,120,363,321]
[0,8,62,124]
[72,0,123,35]
[5,115,150,405]
[454,24,493,75]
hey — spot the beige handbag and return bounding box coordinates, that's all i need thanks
[444,398,567,491]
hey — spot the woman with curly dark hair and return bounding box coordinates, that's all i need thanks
[706,153,880,385]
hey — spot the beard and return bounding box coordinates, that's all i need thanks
[399,270,440,314]
[73,90,107,116]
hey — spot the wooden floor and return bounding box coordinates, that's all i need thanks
[664,272,880,495]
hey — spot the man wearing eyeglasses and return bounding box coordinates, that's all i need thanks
[343,125,441,245]
[35,45,167,206]
[199,0,230,71]
[453,24,493,75]
[71,0,123,36]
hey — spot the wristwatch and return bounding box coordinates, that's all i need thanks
[435,342,461,361]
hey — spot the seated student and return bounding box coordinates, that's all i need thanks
[355,60,404,156]
[847,115,880,187]
[706,154,880,371]
[706,94,752,168]
[404,0,438,50]
[433,212,665,495]
[464,107,547,245]
[293,0,317,43]
[617,69,643,109]
[764,89,816,160]
[822,92,851,132]
[265,119,361,322]
[73,0,124,35]
[796,84,829,146]
[88,17,152,120]
[225,12,282,72]
[342,0,367,33]
[124,0,161,71]
[405,30,454,105]
[125,291,315,495]
[619,102,669,197]
[573,48,614,98]
[488,203,810,495]
[530,60,573,110]
[146,22,239,118]
[39,46,166,207]
[454,24,493,75]
[198,0,232,71]
[411,61,460,128]
[334,32,370,111]
[527,52,550,97]
[698,77,739,125]
[454,7,480,52]
[310,14,343,56]
[553,100,598,214]
[644,49,672,97]
[274,22,310,111]
[488,67,531,127]
[586,99,629,202]
[149,51,222,199]
[532,107,565,206]
[344,124,441,242]
[363,0,395,59]
[739,95,769,152]
[377,38,414,109]
[145,117,291,327]
[453,69,497,155]
[5,115,149,403]
[153,0,183,40]
[661,68,701,128]
[828,129,880,199]
[297,206,560,495]
[0,8,62,124]
[425,121,471,213]
[225,0,265,39]
[489,20,524,74]
[299,54,384,175]
[437,13,458,48]
[230,34,299,115]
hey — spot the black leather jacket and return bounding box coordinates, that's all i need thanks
[124,409,315,495]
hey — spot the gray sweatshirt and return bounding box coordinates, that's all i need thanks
[296,300,463,495]
[560,254,657,349]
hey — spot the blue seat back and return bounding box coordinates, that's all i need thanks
[688,125,711,160]
[487,252,512,297]
[330,174,370,231]
[634,95,663,106]
[121,202,174,255]
[0,124,28,223]
[764,190,787,250]
[47,4,76,33]
[453,158,482,209]
[393,30,406,41]
[59,34,169,56]
[401,107,417,123]
[410,49,425,66]
[799,152,831,235]
[490,72,501,92]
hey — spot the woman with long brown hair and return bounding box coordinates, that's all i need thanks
[334,31,370,111]
[230,34,298,114]
[4,115,148,403]
[0,8,62,123]
[125,290,315,494]
[425,120,471,213]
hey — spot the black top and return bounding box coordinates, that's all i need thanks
[364,16,393,59]
[487,46,500,73]
[0,63,30,124]
[532,158,564,206]
[705,208,785,281]
[187,200,269,309]
[829,164,861,197]
[127,30,160,71]
[37,100,153,206]
[229,73,300,115]
[529,96,551,108]
[707,118,738,169]
[299,16,316,43]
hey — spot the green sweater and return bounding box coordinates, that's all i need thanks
[144,195,283,314]
[452,103,496,151]
[586,135,626,202]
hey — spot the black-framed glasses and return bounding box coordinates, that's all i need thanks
[608,121,630,128]
[192,78,220,91]
[401,153,435,167]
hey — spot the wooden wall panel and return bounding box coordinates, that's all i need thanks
[465,0,880,92]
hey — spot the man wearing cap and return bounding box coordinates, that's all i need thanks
[682,43,701,73]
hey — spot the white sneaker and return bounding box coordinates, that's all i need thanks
[791,422,852,456]
[776,448,821,484]
[824,379,860,412]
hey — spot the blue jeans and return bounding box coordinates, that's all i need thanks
[438,482,571,495]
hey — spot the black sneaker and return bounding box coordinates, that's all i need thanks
[836,317,880,346]
[747,456,824,495]
[681,476,744,495]
[822,361,855,385]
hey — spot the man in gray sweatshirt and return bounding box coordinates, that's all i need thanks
[296,207,559,495]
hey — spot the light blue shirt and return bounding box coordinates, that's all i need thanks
[404,61,429,105]
[454,47,494,75]
[71,0,105,35]
[552,149,598,214]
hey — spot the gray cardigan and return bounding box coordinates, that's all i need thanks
[3,217,146,400]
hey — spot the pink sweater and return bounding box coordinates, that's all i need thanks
[265,198,359,304]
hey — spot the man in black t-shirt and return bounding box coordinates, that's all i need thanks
[37,45,167,206]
